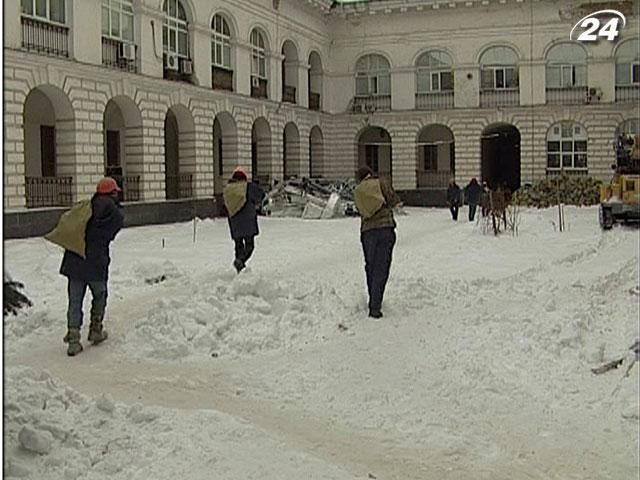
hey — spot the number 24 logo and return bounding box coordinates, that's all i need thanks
[570,10,626,42]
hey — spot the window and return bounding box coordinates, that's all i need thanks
[479,46,519,90]
[615,39,640,85]
[546,122,588,170]
[211,14,231,69]
[102,0,134,43]
[424,145,438,171]
[21,0,66,23]
[355,54,391,96]
[416,51,453,93]
[251,29,267,79]
[163,0,189,58]
[546,43,587,88]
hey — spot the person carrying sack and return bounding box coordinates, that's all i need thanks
[223,166,262,273]
[354,166,402,319]
[48,177,124,356]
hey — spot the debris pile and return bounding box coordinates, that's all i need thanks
[262,177,358,219]
[512,173,602,208]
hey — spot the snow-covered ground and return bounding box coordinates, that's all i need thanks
[3,207,639,480]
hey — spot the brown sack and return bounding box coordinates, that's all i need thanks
[223,182,248,217]
[354,178,385,219]
[44,200,93,258]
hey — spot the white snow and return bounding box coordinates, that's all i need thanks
[3,207,639,479]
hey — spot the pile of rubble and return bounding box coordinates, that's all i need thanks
[262,177,358,219]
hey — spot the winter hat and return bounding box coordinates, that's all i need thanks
[231,166,248,181]
[96,177,121,194]
[355,166,374,182]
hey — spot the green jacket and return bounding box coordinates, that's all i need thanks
[355,177,401,233]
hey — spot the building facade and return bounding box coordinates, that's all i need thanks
[3,0,639,219]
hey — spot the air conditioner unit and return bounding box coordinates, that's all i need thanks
[120,43,136,61]
[588,87,602,101]
[181,59,193,75]
[165,53,179,71]
[251,76,260,88]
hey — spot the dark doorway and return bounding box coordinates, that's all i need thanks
[40,126,56,177]
[481,123,520,191]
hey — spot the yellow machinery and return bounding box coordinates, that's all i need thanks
[599,134,640,229]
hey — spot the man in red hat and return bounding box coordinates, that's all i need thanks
[60,177,124,356]
[222,167,263,273]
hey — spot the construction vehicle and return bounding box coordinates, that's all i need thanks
[599,133,640,230]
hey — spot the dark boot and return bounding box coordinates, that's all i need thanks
[88,316,108,345]
[65,328,83,356]
[233,258,245,273]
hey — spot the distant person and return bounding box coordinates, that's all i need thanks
[354,166,402,319]
[446,179,461,221]
[60,177,124,356]
[480,182,490,217]
[223,166,262,273]
[464,178,484,222]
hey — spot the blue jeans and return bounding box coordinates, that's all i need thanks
[66,278,108,329]
[361,227,396,314]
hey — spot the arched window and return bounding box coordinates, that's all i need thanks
[615,39,640,86]
[102,0,134,43]
[211,14,231,69]
[250,28,267,79]
[21,0,66,24]
[480,46,518,90]
[163,0,189,58]
[546,43,587,88]
[416,51,453,92]
[546,121,588,171]
[355,54,391,96]
[617,118,640,137]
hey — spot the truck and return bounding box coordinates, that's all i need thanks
[599,133,640,230]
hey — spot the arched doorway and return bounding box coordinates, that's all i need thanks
[23,85,75,208]
[481,123,520,190]
[104,96,143,201]
[281,40,298,103]
[308,51,323,110]
[357,126,392,182]
[416,124,454,189]
[213,111,238,194]
[251,117,272,187]
[283,122,300,179]
[309,126,324,178]
[164,105,195,199]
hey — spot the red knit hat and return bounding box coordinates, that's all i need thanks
[96,177,121,194]
[231,166,248,181]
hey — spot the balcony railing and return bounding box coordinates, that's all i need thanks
[546,86,588,105]
[166,174,193,200]
[546,168,588,176]
[415,91,454,110]
[353,95,392,113]
[416,170,451,189]
[21,16,69,57]
[212,66,233,91]
[25,176,73,208]
[615,85,640,103]
[282,85,296,104]
[251,77,268,99]
[101,37,137,73]
[480,89,519,107]
[309,92,321,111]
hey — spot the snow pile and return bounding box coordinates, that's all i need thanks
[3,366,362,480]
[119,271,354,361]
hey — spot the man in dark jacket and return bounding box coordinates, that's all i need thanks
[61,177,124,356]
[223,167,262,273]
[446,179,461,221]
[354,166,401,319]
[464,177,484,222]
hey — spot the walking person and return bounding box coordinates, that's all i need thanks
[223,166,262,273]
[354,166,402,319]
[60,177,124,356]
[446,179,461,221]
[480,182,490,217]
[464,178,484,222]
